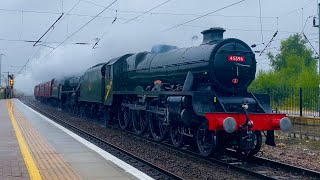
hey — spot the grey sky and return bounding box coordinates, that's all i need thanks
[0,0,318,94]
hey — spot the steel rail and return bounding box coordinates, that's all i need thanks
[23,98,272,179]
[23,98,183,180]
[251,156,320,178]
[25,97,320,179]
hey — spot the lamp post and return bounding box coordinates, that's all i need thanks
[0,54,4,87]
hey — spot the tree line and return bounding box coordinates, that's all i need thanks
[249,34,320,110]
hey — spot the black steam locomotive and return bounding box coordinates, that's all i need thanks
[35,27,291,157]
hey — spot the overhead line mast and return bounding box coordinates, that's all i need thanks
[313,3,320,75]
[318,3,320,75]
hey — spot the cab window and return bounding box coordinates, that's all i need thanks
[106,66,111,79]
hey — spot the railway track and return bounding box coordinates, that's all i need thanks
[23,98,183,180]
[24,97,320,179]
[160,138,320,179]
[250,156,320,178]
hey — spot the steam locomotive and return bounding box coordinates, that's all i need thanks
[34,27,291,157]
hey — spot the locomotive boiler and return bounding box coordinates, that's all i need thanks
[34,27,291,158]
[124,27,255,94]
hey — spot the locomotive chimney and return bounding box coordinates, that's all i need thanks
[201,27,226,44]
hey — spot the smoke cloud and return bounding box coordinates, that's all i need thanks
[15,22,192,95]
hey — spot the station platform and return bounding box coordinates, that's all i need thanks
[0,99,153,180]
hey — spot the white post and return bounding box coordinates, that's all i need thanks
[318,3,320,74]
[0,54,2,87]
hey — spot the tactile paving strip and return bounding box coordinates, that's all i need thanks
[10,101,81,180]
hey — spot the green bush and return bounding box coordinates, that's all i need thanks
[249,34,320,111]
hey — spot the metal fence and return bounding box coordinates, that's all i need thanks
[252,87,320,117]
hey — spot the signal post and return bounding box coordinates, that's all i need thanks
[7,74,14,98]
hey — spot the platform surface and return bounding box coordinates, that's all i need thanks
[0,99,152,180]
[0,100,29,179]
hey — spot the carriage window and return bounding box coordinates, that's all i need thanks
[106,66,111,79]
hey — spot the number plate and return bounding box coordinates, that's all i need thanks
[228,55,245,62]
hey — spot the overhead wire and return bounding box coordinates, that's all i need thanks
[253,31,317,48]
[17,0,82,76]
[2,3,313,21]
[11,0,319,75]
[0,8,61,14]
[0,7,135,21]
[258,0,264,43]
[17,33,53,75]
[92,10,117,49]
[0,37,89,44]
[123,0,172,24]
[17,29,56,75]
[308,37,319,41]
[92,29,108,49]
[302,8,304,31]
[0,59,25,62]
[81,0,106,8]
[33,0,81,47]
[279,6,306,18]
[253,0,315,54]
[251,0,317,58]
[183,24,302,34]
[0,7,279,20]
[302,33,319,56]
[33,13,64,46]
[30,0,118,72]
[300,4,318,57]
[150,12,276,19]
[92,0,173,49]
[19,11,24,40]
[259,30,278,56]
[276,17,279,31]
[302,16,312,32]
[163,0,247,32]
[35,44,56,49]
[58,0,276,19]
[112,10,118,24]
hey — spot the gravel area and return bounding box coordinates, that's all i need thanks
[260,131,320,172]
[25,99,254,180]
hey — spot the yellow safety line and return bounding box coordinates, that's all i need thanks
[6,100,42,180]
